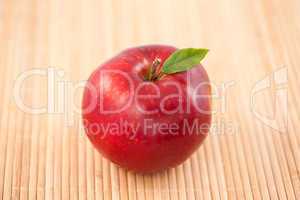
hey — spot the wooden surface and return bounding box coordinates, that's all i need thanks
[0,0,300,199]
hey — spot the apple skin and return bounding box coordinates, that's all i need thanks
[82,45,211,173]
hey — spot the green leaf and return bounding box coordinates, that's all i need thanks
[161,48,209,74]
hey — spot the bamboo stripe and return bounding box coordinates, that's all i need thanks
[0,0,299,199]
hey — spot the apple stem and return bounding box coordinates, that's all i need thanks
[146,58,162,81]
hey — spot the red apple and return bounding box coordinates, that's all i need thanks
[82,45,211,173]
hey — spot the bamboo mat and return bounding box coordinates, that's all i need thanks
[0,0,300,199]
